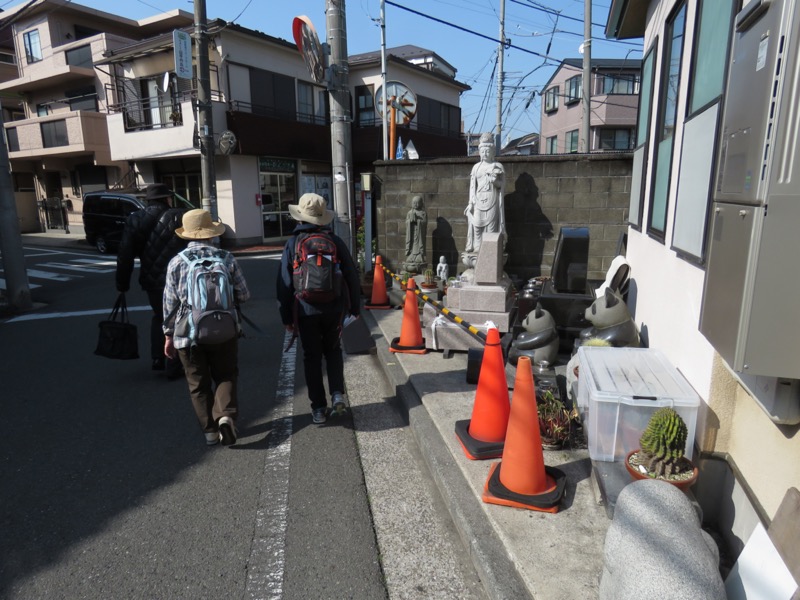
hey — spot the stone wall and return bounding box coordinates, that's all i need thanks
[373,153,632,284]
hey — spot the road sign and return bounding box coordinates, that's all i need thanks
[375,81,418,126]
[292,16,325,84]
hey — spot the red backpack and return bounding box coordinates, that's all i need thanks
[292,232,342,303]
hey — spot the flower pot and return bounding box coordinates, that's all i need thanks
[624,449,699,491]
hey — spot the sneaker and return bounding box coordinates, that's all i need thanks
[205,432,220,446]
[218,416,237,445]
[311,407,327,424]
[331,392,347,416]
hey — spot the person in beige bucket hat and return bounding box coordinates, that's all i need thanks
[277,193,361,425]
[287,192,335,226]
[163,209,251,446]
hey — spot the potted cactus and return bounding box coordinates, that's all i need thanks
[625,407,699,490]
[537,389,574,449]
[420,267,438,291]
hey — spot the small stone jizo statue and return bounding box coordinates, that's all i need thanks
[403,195,427,273]
[436,255,448,281]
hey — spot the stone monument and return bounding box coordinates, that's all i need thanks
[403,195,427,274]
[423,231,516,352]
[463,132,505,270]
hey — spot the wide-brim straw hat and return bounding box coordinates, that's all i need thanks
[288,193,334,226]
[175,209,226,240]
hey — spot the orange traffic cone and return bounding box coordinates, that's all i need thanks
[389,277,427,354]
[455,327,510,460]
[365,255,392,310]
[482,356,566,513]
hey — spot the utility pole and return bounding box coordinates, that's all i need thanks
[380,0,388,161]
[495,0,505,152]
[0,103,32,311]
[581,0,592,153]
[194,0,217,218]
[326,0,356,254]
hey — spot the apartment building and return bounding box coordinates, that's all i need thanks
[606,0,800,576]
[540,58,641,154]
[0,0,193,232]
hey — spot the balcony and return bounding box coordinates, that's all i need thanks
[0,38,107,93]
[4,111,112,162]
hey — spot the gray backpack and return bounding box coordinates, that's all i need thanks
[178,249,239,345]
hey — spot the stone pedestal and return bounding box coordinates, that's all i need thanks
[423,232,516,352]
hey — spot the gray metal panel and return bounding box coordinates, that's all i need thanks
[699,202,757,367]
[673,103,719,257]
[715,0,785,204]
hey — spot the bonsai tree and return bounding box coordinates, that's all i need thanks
[637,407,689,478]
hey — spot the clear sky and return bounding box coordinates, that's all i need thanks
[16,0,643,143]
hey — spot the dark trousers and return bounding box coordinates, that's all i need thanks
[178,338,239,432]
[297,312,344,410]
[147,288,180,373]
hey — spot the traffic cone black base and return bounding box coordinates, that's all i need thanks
[389,336,427,354]
[481,462,566,513]
[455,419,505,460]
[365,301,392,310]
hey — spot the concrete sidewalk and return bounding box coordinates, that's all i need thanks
[361,305,608,600]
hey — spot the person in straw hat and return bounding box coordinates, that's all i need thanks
[276,193,361,425]
[163,209,251,446]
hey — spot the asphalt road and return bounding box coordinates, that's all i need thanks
[0,245,485,599]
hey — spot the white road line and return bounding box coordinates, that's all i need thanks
[244,331,295,600]
[38,262,116,274]
[4,306,152,323]
[72,258,119,267]
[24,268,80,282]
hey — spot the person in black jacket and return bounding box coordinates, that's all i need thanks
[116,183,186,377]
[276,193,361,424]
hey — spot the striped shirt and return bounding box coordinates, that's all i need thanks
[162,241,251,349]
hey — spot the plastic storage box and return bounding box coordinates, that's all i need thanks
[576,347,700,462]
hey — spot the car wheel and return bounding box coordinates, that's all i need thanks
[95,237,109,254]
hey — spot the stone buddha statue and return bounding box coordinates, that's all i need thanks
[465,132,505,257]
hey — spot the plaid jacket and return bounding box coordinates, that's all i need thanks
[162,241,251,349]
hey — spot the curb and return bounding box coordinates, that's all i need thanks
[361,309,533,600]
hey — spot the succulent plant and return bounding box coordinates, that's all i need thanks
[638,407,689,478]
[424,268,435,284]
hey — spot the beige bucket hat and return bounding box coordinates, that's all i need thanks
[175,209,226,240]
[288,193,334,226]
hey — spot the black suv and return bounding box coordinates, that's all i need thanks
[82,191,145,253]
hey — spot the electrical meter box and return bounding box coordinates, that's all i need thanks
[576,347,701,462]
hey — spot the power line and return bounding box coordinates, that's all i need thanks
[384,0,561,64]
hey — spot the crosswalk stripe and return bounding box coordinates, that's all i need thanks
[24,268,79,281]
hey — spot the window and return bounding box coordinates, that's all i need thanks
[566,130,579,153]
[13,172,35,192]
[629,46,657,229]
[0,51,15,65]
[566,76,582,104]
[65,45,93,68]
[66,85,97,112]
[74,25,101,40]
[37,104,50,117]
[546,135,558,154]
[544,86,559,112]
[599,129,634,150]
[671,0,736,260]
[601,74,639,95]
[355,85,376,127]
[41,120,69,147]
[648,2,686,238]
[249,68,296,120]
[296,82,327,125]
[416,96,460,137]
[6,127,19,152]
[23,30,42,63]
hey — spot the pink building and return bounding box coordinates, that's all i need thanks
[540,58,640,154]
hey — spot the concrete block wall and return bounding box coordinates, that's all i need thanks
[373,153,632,284]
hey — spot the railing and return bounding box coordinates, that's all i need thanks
[107,94,186,132]
[228,100,328,126]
